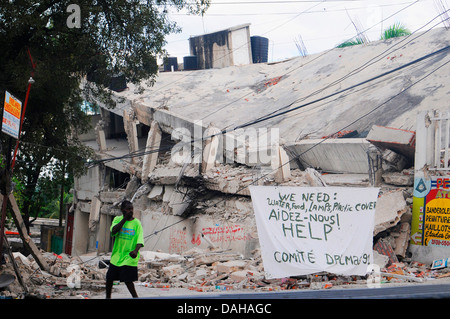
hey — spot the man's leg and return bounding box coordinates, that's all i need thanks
[125,282,138,298]
[106,280,114,299]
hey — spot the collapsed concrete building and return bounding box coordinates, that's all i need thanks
[70,27,450,268]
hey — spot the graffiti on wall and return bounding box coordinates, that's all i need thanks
[168,224,249,254]
[169,228,188,254]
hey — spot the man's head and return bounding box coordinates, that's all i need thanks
[121,200,133,219]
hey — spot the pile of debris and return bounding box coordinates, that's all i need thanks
[0,161,445,298]
[2,241,450,299]
[135,246,450,293]
[0,251,107,299]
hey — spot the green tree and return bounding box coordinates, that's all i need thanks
[0,0,209,231]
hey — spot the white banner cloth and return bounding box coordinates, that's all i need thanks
[249,186,379,278]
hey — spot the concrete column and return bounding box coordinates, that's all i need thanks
[202,125,221,173]
[123,110,139,165]
[96,214,112,254]
[415,110,435,171]
[95,120,107,151]
[367,145,383,187]
[142,120,162,182]
[271,143,291,183]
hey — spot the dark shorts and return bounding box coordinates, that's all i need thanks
[106,264,138,283]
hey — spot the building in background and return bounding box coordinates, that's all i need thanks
[189,24,253,69]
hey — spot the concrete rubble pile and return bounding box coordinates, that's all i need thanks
[136,244,450,293]
[0,157,437,298]
[2,182,450,299]
[1,251,107,299]
[2,121,449,298]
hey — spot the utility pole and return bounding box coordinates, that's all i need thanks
[59,160,66,227]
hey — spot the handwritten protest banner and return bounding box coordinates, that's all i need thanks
[249,186,379,278]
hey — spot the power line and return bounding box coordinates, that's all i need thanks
[170,0,422,122]
[89,28,450,240]
[86,42,450,169]
[232,45,450,131]
[166,0,420,5]
[235,10,449,128]
[86,8,449,168]
[84,7,448,169]
[144,56,450,239]
[171,2,417,16]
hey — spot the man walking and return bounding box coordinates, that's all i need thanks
[106,200,144,298]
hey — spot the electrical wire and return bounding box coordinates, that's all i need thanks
[143,56,450,240]
[85,42,449,170]
[227,3,446,128]
[197,0,423,121]
[81,7,450,243]
[81,8,448,168]
[172,2,417,16]
[103,45,450,239]
[192,55,450,219]
[231,44,450,131]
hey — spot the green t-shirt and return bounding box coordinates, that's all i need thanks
[110,216,144,267]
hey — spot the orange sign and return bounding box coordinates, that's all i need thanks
[2,91,22,138]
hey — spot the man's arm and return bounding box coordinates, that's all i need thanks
[111,217,127,235]
[129,244,143,259]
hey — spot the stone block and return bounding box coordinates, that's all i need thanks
[374,190,407,236]
[147,185,164,201]
[366,125,415,160]
[230,270,249,282]
[216,260,247,273]
[162,264,184,278]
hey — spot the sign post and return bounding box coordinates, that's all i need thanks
[2,91,22,139]
[249,186,379,278]
[0,91,22,263]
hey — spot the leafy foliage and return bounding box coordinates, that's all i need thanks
[336,38,364,48]
[381,23,411,40]
[0,0,209,226]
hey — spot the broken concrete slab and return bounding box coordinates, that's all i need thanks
[202,165,256,196]
[99,191,125,204]
[140,250,184,263]
[190,252,243,267]
[392,222,411,258]
[374,190,408,236]
[320,174,370,187]
[216,260,247,274]
[147,185,164,201]
[373,250,390,269]
[148,164,199,185]
[285,138,371,173]
[382,170,414,186]
[202,125,221,173]
[366,125,416,161]
[304,167,327,186]
[88,196,101,231]
[162,264,184,278]
[374,238,399,265]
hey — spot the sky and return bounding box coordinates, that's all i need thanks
[162,0,449,62]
